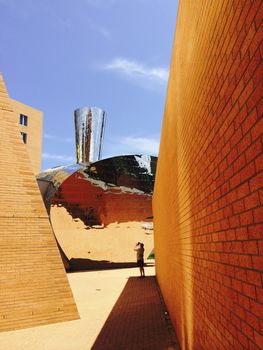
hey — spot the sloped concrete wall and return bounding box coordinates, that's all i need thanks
[154,1,262,349]
[0,73,79,331]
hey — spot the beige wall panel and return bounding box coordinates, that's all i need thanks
[0,73,79,332]
[11,98,43,175]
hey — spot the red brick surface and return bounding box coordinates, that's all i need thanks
[91,276,179,350]
[154,1,263,349]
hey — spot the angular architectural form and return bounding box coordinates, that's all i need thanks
[11,98,43,175]
[38,155,157,270]
[0,73,79,332]
[74,106,105,164]
[154,1,262,350]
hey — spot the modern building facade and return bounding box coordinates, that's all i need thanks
[10,98,43,175]
[0,73,79,332]
[38,155,157,270]
[74,106,105,164]
[153,1,263,350]
[37,105,156,271]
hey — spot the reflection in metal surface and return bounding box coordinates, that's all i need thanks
[37,163,84,213]
[37,155,157,270]
[74,107,105,164]
[86,154,156,194]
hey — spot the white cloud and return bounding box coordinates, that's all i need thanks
[42,153,75,162]
[101,57,169,89]
[44,133,74,143]
[94,26,111,39]
[103,135,160,159]
[104,57,168,81]
[89,22,111,39]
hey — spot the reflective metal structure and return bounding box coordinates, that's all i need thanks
[37,163,84,214]
[37,155,157,270]
[74,107,105,164]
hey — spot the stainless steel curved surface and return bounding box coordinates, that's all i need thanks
[37,163,84,213]
[74,107,106,164]
[37,155,157,270]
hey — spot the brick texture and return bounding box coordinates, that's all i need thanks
[0,73,79,331]
[91,276,179,350]
[153,1,263,349]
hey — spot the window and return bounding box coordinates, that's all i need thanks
[21,132,27,144]
[20,114,28,126]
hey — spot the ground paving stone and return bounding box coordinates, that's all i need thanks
[0,265,180,350]
[91,276,180,350]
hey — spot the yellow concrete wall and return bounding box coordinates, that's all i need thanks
[0,73,79,331]
[154,1,263,349]
[11,98,43,175]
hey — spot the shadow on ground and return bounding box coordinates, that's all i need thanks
[91,276,180,350]
[69,258,155,271]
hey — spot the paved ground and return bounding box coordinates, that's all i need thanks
[0,264,179,350]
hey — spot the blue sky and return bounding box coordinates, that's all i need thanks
[0,0,178,170]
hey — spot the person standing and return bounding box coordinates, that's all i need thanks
[134,242,145,277]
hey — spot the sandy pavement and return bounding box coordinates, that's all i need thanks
[0,265,155,350]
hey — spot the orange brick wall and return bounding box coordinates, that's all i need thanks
[153,1,263,349]
[0,73,79,331]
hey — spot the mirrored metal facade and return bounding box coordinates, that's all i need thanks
[74,107,105,164]
[37,163,84,213]
[37,155,157,270]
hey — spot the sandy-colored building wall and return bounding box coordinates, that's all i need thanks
[0,73,79,332]
[10,98,43,175]
[153,1,262,350]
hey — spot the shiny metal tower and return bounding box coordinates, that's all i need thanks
[74,107,106,164]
